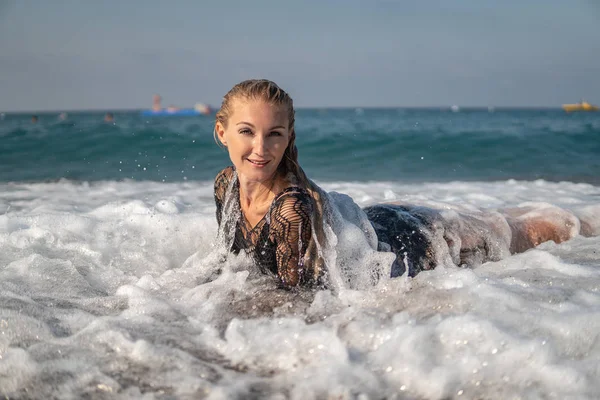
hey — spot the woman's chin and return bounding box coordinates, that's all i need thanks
[238,166,277,183]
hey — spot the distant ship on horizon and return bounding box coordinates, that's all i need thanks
[562,100,599,112]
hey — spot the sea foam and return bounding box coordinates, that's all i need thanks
[1,179,599,399]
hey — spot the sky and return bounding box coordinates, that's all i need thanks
[1,0,599,111]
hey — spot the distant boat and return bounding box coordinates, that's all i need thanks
[562,101,599,112]
[141,105,212,117]
[450,105,460,112]
[141,94,212,116]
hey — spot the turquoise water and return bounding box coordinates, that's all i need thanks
[1,108,599,184]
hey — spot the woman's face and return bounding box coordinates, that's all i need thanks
[216,99,291,184]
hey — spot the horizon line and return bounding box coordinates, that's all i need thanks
[1,105,569,114]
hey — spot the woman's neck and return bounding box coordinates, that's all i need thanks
[238,172,280,209]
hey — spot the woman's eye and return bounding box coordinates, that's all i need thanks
[270,131,283,137]
[239,128,253,135]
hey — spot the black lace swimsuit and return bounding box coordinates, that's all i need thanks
[214,167,313,287]
[214,167,436,286]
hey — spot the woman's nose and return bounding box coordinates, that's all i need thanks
[252,135,266,155]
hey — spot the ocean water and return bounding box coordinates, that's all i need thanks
[1,108,599,184]
[1,109,600,399]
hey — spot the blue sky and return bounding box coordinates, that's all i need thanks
[1,0,599,111]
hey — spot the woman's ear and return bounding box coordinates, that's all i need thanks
[215,122,227,147]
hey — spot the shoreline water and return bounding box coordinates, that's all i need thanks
[1,177,600,398]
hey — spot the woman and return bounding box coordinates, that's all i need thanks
[213,79,328,288]
[213,79,585,289]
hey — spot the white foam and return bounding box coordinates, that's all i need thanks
[0,179,599,398]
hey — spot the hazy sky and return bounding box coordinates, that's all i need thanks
[1,0,599,111]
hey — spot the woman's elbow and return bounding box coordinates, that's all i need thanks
[278,270,301,288]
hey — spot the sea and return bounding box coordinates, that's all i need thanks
[1,108,599,399]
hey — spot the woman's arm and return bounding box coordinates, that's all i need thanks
[270,193,313,287]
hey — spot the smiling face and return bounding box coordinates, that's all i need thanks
[216,98,292,184]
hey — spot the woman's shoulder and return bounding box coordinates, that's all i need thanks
[214,166,235,184]
[275,186,311,201]
[270,186,313,217]
[214,166,237,204]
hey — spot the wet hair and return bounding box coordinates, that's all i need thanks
[214,79,327,283]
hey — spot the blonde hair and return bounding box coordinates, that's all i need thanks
[215,79,327,284]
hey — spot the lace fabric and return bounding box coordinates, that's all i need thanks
[214,167,313,287]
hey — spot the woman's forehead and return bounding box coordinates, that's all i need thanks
[229,98,289,123]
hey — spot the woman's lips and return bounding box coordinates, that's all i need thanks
[247,159,270,167]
